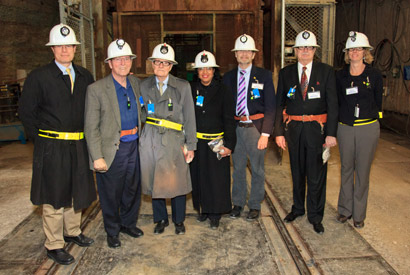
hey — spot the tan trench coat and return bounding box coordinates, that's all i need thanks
[139,74,197,198]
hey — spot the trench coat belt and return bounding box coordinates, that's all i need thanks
[38,129,84,140]
[234,113,264,121]
[146,117,183,131]
[282,109,327,128]
[196,132,224,140]
[120,126,138,137]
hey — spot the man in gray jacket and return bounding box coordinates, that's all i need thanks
[139,43,197,235]
[85,39,143,248]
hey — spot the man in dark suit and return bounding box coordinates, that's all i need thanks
[223,34,276,220]
[19,23,96,265]
[85,39,143,248]
[274,30,338,234]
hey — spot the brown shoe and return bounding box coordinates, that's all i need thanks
[354,221,365,228]
[336,214,352,223]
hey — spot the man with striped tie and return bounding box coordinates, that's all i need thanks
[274,30,338,234]
[223,34,276,221]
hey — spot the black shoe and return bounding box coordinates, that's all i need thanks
[336,214,352,223]
[246,209,260,221]
[64,233,94,247]
[154,220,169,234]
[229,206,243,219]
[197,213,208,222]
[283,212,304,223]
[120,226,144,238]
[175,222,186,235]
[46,248,75,265]
[107,235,121,248]
[313,223,324,234]
[210,219,219,229]
[354,220,365,228]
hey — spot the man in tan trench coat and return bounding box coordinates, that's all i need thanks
[139,43,197,235]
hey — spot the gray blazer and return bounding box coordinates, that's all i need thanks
[84,74,142,171]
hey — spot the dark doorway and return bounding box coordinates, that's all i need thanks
[164,34,213,81]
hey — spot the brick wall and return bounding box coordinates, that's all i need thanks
[0,0,59,84]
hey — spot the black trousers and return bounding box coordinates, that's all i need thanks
[96,139,141,236]
[152,195,186,224]
[285,121,327,224]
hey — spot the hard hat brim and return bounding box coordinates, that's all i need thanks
[45,41,81,46]
[343,46,374,52]
[147,57,178,65]
[192,65,220,69]
[231,48,259,52]
[292,45,320,48]
[104,54,137,63]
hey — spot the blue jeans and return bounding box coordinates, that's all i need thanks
[231,126,266,210]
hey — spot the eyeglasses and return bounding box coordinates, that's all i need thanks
[112,56,132,63]
[153,60,172,67]
[297,46,314,51]
[348,47,364,52]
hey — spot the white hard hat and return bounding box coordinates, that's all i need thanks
[105,39,136,63]
[344,31,373,52]
[293,30,320,48]
[148,43,178,65]
[193,51,219,68]
[45,23,80,46]
[231,34,259,52]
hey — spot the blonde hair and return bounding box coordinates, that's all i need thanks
[344,49,374,64]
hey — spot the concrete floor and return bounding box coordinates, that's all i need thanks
[0,129,409,274]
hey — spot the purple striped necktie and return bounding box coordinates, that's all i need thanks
[236,70,247,116]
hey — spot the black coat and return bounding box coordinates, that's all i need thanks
[189,79,236,213]
[274,62,338,139]
[223,66,276,135]
[336,64,383,126]
[19,61,96,210]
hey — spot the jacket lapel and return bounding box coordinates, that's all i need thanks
[104,75,121,128]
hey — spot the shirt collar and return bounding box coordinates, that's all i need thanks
[54,60,73,74]
[298,61,313,73]
[238,64,252,74]
[155,76,169,85]
[112,75,130,90]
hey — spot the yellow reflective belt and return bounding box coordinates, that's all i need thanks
[38,129,84,140]
[146,117,183,131]
[339,119,378,127]
[196,132,224,140]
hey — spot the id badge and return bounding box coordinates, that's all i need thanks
[252,88,261,99]
[147,103,155,114]
[139,96,144,107]
[346,87,358,95]
[251,83,264,90]
[287,87,296,98]
[354,105,360,118]
[196,95,204,107]
[308,91,321,99]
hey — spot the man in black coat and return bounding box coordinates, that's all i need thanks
[19,24,96,265]
[223,34,276,220]
[274,30,338,234]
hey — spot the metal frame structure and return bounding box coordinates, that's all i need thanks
[116,10,255,57]
[281,0,336,67]
[58,0,96,78]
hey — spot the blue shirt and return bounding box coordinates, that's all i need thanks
[155,76,169,93]
[113,76,138,142]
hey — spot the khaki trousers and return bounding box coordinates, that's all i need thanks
[42,204,82,250]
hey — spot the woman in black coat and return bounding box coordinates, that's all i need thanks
[336,32,383,228]
[189,50,236,229]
